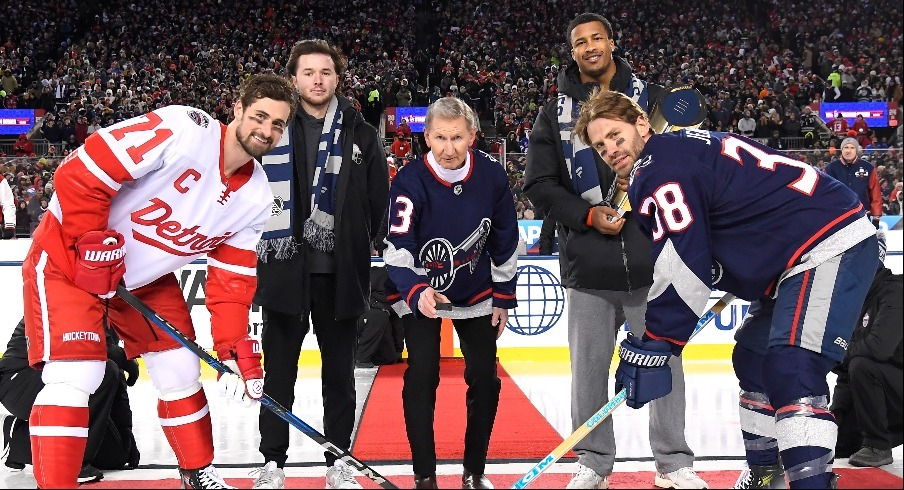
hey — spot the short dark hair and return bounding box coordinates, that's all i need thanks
[239,73,298,121]
[286,39,347,77]
[566,13,613,45]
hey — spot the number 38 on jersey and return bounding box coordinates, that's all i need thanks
[637,135,820,242]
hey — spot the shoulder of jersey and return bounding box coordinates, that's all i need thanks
[157,105,218,134]
[473,149,507,180]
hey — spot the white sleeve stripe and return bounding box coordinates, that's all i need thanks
[491,250,518,282]
[159,405,210,427]
[648,238,710,317]
[383,241,428,276]
[78,147,122,192]
[29,426,89,438]
[208,257,256,277]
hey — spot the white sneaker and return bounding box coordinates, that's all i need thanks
[655,467,709,489]
[566,463,609,489]
[325,460,362,489]
[250,461,286,489]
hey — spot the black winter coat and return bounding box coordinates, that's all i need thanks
[254,97,389,320]
[523,59,662,291]
[835,267,903,374]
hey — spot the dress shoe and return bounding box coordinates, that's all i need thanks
[414,474,438,489]
[462,469,493,489]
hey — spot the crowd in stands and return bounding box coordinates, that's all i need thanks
[0,0,902,225]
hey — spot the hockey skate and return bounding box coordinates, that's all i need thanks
[179,464,235,489]
[732,464,786,489]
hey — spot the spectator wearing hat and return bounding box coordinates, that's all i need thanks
[825,137,883,227]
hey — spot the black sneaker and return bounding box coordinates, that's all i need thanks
[179,464,235,489]
[848,446,893,467]
[78,464,104,483]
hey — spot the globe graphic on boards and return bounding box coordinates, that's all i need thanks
[507,264,565,335]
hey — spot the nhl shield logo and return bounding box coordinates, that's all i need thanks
[271,196,285,216]
[352,144,362,165]
[453,184,463,195]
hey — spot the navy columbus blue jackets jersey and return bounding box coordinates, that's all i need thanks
[629,129,875,352]
[384,149,519,318]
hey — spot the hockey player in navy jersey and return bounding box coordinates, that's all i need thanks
[574,90,879,489]
[384,97,518,489]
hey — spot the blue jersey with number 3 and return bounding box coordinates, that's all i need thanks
[628,130,872,351]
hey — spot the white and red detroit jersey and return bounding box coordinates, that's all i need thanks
[33,105,273,343]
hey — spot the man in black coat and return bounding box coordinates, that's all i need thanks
[831,235,903,467]
[252,39,388,490]
[522,12,704,489]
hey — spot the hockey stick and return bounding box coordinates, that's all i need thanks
[511,291,736,489]
[115,285,398,489]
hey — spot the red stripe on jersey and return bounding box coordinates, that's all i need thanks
[422,155,451,187]
[83,132,136,184]
[157,386,206,420]
[421,150,476,187]
[30,405,89,429]
[776,404,833,417]
[132,230,205,256]
[493,292,516,300]
[467,288,493,305]
[785,204,863,270]
[407,283,430,305]
[206,266,256,350]
[208,243,257,269]
[387,293,401,301]
[789,269,811,346]
[57,154,120,194]
[644,329,688,346]
[739,397,774,412]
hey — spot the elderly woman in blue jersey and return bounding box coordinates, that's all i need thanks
[383,97,519,489]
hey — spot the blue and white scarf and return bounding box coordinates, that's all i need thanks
[558,75,648,205]
[258,126,296,262]
[257,96,343,261]
[303,96,343,253]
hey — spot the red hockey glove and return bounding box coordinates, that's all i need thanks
[215,336,264,407]
[74,230,126,299]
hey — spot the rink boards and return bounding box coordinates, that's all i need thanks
[1,229,901,361]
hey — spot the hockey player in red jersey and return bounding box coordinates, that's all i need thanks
[575,90,878,489]
[21,74,297,489]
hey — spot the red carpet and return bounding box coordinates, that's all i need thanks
[87,468,904,489]
[351,358,569,461]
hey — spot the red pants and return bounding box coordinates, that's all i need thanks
[23,247,196,367]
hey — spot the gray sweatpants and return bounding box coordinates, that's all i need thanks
[567,287,694,476]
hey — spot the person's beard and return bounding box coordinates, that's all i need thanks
[236,122,273,159]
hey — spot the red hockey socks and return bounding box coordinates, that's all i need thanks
[30,403,88,488]
[158,382,214,470]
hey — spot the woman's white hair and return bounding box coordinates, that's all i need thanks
[425,97,478,132]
